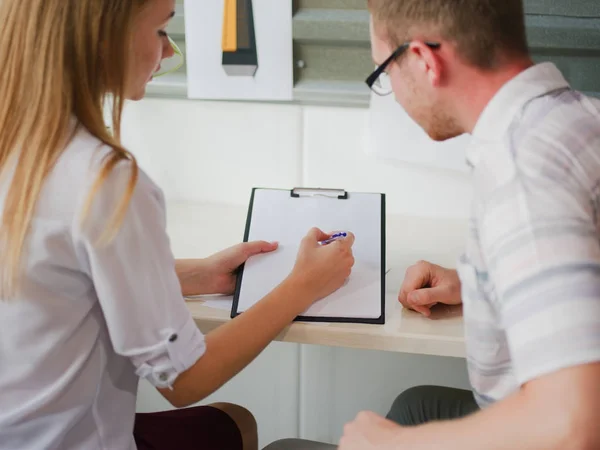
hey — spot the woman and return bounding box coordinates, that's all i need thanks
[0,1,355,449]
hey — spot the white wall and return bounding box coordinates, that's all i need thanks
[122,98,473,447]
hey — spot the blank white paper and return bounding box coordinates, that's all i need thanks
[236,189,383,319]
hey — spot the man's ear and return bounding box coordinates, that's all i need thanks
[408,41,443,87]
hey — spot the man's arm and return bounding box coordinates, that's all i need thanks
[340,362,600,450]
[409,362,600,450]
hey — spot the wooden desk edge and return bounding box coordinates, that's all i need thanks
[192,314,466,359]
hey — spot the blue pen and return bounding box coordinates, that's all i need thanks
[318,232,348,246]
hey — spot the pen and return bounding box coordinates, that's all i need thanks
[318,232,348,246]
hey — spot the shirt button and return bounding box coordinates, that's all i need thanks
[169,333,178,342]
[159,373,169,382]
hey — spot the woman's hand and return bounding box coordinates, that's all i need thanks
[285,228,355,304]
[164,230,355,408]
[176,241,278,296]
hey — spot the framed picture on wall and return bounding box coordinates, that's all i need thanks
[184,0,293,101]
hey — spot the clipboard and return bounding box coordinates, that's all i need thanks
[232,187,386,324]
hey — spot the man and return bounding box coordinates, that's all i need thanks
[339,0,600,448]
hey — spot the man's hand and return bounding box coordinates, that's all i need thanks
[176,241,278,296]
[339,411,403,450]
[398,260,461,317]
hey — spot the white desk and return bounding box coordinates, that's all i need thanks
[167,201,468,358]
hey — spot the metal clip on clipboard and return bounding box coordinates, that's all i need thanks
[290,187,348,199]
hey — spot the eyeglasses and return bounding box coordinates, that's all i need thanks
[365,42,441,96]
[153,36,184,78]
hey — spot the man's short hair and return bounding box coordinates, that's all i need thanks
[368,0,530,69]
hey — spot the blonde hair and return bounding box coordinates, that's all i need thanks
[368,0,529,69]
[0,0,148,298]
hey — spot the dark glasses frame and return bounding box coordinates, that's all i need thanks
[365,41,441,92]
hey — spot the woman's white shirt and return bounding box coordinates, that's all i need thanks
[0,126,206,449]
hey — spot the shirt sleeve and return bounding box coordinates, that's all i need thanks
[73,157,205,389]
[479,139,600,386]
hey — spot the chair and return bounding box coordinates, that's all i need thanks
[262,438,336,450]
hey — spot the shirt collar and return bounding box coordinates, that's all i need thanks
[466,62,570,167]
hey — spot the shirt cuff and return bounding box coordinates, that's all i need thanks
[134,315,206,389]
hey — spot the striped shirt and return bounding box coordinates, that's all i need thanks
[459,62,600,407]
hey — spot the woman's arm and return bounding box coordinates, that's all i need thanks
[159,276,313,407]
[160,228,355,407]
[175,241,279,296]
